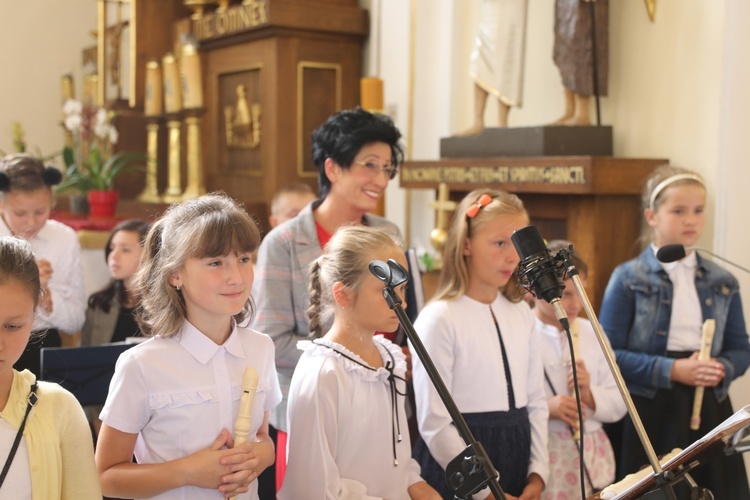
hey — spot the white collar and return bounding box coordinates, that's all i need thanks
[175,319,245,364]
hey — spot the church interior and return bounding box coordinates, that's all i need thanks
[2,0,750,492]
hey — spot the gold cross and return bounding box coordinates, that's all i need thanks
[429,183,457,257]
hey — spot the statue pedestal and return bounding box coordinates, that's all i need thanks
[401,155,664,310]
[440,126,613,158]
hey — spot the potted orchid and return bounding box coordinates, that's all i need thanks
[58,99,144,216]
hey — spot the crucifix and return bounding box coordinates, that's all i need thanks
[429,182,457,270]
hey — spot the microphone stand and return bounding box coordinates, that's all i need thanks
[557,248,679,499]
[369,259,507,500]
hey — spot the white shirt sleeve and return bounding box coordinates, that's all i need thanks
[34,222,86,334]
[584,320,628,424]
[525,322,550,485]
[411,304,467,470]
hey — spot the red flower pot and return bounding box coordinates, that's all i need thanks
[87,190,119,218]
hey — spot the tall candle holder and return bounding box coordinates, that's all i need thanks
[138,117,163,203]
[181,108,207,200]
[162,113,184,203]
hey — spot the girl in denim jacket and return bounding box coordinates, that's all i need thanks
[600,165,750,498]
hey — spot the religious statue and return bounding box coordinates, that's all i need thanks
[552,0,609,126]
[457,0,528,135]
[224,84,261,148]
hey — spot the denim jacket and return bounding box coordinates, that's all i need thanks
[600,248,750,401]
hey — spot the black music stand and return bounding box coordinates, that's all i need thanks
[40,342,137,406]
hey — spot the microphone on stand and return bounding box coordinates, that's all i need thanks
[511,225,586,499]
[656,244,750,274]
[511,225,569,330]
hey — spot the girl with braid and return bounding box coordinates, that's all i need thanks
[279,226,439,500]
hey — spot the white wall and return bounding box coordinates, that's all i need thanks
[717,0,750,474]
[0,1,97,158]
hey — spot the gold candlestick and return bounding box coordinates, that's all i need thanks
[138,119,163,203]
[182,109,206,200]
[145,60,163,117]
[162,117,184,202]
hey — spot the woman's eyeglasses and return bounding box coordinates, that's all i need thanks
[352,161,399,180]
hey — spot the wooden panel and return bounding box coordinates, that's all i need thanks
[297,62,342,178]
[98,0,366,237]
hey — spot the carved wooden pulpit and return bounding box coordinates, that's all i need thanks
[103,0,368,232]
[401,156,666,312]
[196,0,367,228]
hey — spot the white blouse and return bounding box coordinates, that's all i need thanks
[0,218,85,333]
[536,317,627,434]
[411,294,549,490]
[101,319,281,500]
[279,336,423,500]
[654,246,703,352]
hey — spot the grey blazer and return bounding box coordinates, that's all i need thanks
[251,201,401,430]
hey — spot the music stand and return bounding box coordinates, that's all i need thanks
[40,342,137,406]
[593,405,750,499]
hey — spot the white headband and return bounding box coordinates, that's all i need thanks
[649,173,705,209]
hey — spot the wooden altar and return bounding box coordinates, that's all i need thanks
[100,0,368,232]
[401,156,667,312]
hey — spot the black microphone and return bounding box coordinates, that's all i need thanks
[655,244,687,263]
[511,225,569,329]
[656,244,750,274]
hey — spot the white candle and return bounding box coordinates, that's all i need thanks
[181,43,203,109]
[145,60,163,116]
[162,53,183,113]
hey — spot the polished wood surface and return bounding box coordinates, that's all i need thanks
[402,156,667,311]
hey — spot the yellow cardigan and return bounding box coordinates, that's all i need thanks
[0,369,102,499]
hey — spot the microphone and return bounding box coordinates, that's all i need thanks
[511,225,568,329]
[655,244,688,263]
[656,244,750,274]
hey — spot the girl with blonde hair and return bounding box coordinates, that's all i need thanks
[600,165,750,497]
[280,226,439,499]
[412,189,548,499]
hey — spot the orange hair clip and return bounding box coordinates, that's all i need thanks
[466,194,492,218]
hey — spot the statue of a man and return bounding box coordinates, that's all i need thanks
[553,0,609,125]
[458,0,528,135]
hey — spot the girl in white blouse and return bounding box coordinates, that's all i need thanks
[412,189,548,499]
[96,193,281,499]
[532,241,625,499]
[279,226,439,500]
